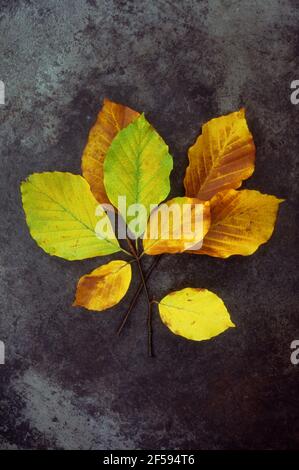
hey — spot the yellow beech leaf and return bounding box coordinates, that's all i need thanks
[158,288,235,341]
[21,172,120,260]
[184,109,255,200]
[73,260,132,311]
[143,197,211,255]
[104,114,173,238]
[82,98,139,204]
[194,189,283,258]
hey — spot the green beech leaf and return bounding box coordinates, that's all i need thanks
[21,172,121,260]
[103,114,173,237]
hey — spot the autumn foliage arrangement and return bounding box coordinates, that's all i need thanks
[21,99,283,356]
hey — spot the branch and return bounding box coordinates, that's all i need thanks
[117,256,162,337]
[135,255,152,356]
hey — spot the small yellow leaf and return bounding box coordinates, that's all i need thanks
[73,260,132,311]
[184,109,255,200]
[159,288,235,341]
[194,189,283,258]
[143,197,211,255]
[82,98,139,204]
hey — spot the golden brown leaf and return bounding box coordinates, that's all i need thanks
[192,189,283,258]
[184,109,255,200]
[73,260,132,311]
[143,197,210,255]
[82,98,139,204]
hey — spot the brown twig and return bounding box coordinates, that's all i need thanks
[117,256,162,337]
[126,236,137,257]
[147,301,153,356]
[135,255,152,356]
[123,235,161,355]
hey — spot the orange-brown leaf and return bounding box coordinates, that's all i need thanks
[184,109,255,200]
[73,260,131,311]
[143,197,210,255]
[192,189,283,258]
[82,98,139,204]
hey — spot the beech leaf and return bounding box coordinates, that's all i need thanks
[184,109,255,200]
[73,260,132,311]
[21,172,120,260]
[143,197,211,255]
[158,288,235,341]
[104,114,173,237]
[82,98,139,204]
[192,189,283,258]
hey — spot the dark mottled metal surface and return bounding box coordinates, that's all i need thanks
[0,0,299,450]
